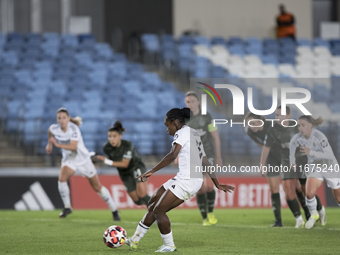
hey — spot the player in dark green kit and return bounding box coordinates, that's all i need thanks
[185,91,222,226]
[96,121,151,206]
[245,112,283,226]
[260,106,310,228]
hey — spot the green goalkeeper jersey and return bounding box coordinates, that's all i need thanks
[103,140,146,176]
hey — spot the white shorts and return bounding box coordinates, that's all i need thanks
[163,177,203,201]
[313,177,340,190]
[62,159,97,178]
[306,170,340,190]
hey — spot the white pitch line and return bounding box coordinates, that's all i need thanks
[1,217,340,231]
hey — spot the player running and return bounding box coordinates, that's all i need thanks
[125,108,235,252]
[290,115,339,229]
[185,91,222,226]
[46,107,120,220]
[260,106,309,228]
[96,121,151,206]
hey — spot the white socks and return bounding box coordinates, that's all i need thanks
[296,215,303,221]
[161,231,175,247]
[97,186,118,212]
[58,182,117,212]
[130,217,175,247]
[306,196,317,216]
[131,221,150,242]
[58,181,71,208]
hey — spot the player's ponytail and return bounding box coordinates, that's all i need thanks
[57,107,82,126]
[70,116,83,126]
[166,107,191,124]
[109,121,125,134]
[180,107,191,119]
[298,115,324,127]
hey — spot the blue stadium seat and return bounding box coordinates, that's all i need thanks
[194,36,211,46]
[261,55,278,65]
[23,120,42,144]
[297,38,312,47]
[141,34,160,52]
[43,32,59,40]
[211,37,227,45]
[24,107,44,119]
[228,37,244,46]
[178,35,195,45]
[314,38,330,48]
[212,65,229,78]
[141,72,161,88]
[78,34,95,43]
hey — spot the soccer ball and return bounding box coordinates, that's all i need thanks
[103,225,127,248]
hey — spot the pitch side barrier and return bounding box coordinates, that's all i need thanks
[0,167,334,209]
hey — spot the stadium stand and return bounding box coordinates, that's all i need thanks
[0,32,185,158]
[141,33,340,157]
[1,32,340,161]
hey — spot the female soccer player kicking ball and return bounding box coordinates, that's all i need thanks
[290,115,340,229]
[46,107,120,220]
[185,91,222,226]
[125,108,235,252]
[96,121,150,206]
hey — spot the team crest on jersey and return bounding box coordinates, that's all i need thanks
[321,140,328,148]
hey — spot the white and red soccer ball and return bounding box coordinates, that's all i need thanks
[103,225,127,248]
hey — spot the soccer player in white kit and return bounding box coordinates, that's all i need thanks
[125,107,235,252]
[290,115,340,229]
[46,107,120,220]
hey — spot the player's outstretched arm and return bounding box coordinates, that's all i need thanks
[95,155,130,168]
[138,143,182,182]
[202,156,235,193]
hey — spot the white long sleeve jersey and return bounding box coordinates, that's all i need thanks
[290,128,338,167]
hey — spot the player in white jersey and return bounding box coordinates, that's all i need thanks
[46,107,120,220]
[125,108,235,252]
[290,115,340,229]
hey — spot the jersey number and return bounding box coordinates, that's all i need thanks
[196,139,203,159]
[134,169,142,179]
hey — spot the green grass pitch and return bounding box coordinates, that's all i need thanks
[1,208,339,254]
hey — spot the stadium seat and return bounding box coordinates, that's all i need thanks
[141,34,160,53]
